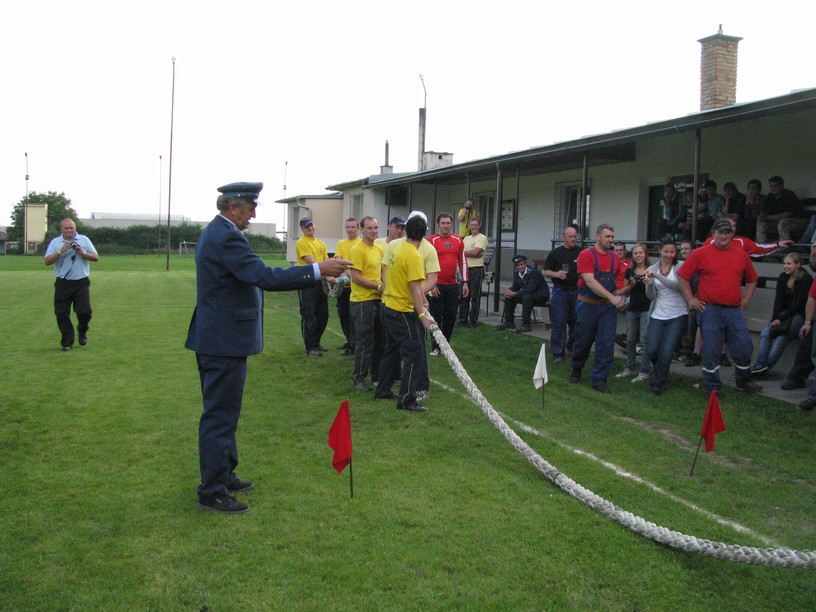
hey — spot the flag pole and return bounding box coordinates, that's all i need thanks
[689,437,703,476]
[348,458,354,498]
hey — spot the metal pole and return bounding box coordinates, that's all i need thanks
[692,129,701,244]
[492,164,504,314]
[166,57,176,271]
[158,154,162,255]
[24,152,29,199]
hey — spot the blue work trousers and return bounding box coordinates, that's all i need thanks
[549,287,577,358]
[698,305,753,393]
[571,300,617,384]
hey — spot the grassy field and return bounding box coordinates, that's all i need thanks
[1,254,815,610]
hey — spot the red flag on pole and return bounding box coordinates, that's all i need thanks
[700,390,726,452]
[328,400,352,473]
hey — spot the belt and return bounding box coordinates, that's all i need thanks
[707,303,739,308]
[578,294,609,306]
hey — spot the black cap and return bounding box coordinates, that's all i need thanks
[512,254,527,265]
[389,216,406,226]
[217,182,263,200]
[712,219,735,233]
[299,217,314,228]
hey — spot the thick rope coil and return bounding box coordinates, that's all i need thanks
[429,325,816,568]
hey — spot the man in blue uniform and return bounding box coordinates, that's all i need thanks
[186,182,350,514]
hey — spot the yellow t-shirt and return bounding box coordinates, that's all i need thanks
[335,237,361,260]
[296,235,328,265]
[457,207,480,237]
[382,237,440,274]
[373,237,389,250]
[463,232,489,267]
[383,241,425,313]
[349,241,384,303]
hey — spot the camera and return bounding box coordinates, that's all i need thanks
[70,242,80,251]
[632,273,645,283]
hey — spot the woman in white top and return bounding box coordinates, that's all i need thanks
[643,239,688,396]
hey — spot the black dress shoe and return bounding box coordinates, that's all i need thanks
[799,398,816,411]
[569,368,581,383]
[61,345,72,352]
[78,335,88,346]
[198,494,249,514]
[781,380,805,390]
[374,390,397,400]
[226,477,254,492]
[735,379,762,393]
[592,382,612,394]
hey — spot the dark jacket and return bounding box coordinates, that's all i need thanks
[771,270,812,323]
[186,215,318,357]
[510,265,550,302]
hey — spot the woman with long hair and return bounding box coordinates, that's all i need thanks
[644,239,688,396]
[751,252,811,378]
[615,243,651,382]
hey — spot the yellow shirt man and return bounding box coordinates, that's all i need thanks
[296,235,328,265]
[335,236,361,261]
[383,241,426,313]
[349,241,384,303]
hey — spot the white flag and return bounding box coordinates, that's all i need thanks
[533,343,548,389]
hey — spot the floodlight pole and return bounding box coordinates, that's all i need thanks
[158,154,162,255]
[166,56,176,272]
[24,152,29,199]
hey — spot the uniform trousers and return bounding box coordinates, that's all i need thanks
[571,301,617,384]
[336,288,354,348]
[54,277,92,348]
[698,304,753,393]
[351,299,382,383]
[195,353,247,498]
[376,306,423,408]
[298,285,328,352]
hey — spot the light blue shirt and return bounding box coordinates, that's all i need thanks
[46,234,98,280]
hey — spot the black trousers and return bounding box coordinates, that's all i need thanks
[429,283,459,350]
[54,277,92,348]
[336,288,354,347]
[458,266,484,323]
[298,285,328,352]
[376,306,423,408]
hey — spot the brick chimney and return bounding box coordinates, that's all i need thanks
[698,25,742,111]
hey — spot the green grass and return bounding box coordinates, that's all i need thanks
[1,255,815,609]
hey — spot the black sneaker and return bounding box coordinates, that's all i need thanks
[569,368,581,383]
[61,345,72,352]
[307,349,323,357]
[684,353,702,367]
[375,390,397,400]
[398,402,428,412]
[496,323,515,331]
[516,324,532,333]
[226,477,254,492]
[198,494,249,514]
[78,335,88,346]
[750,366,769,379]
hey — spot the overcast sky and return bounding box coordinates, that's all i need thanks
[2,1,813,233]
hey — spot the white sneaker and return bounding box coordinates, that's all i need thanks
[631,372,649,383]
[615,369,635,378]
[415,390,429,401]
[430,349,440,356]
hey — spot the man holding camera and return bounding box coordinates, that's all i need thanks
[456,198,480,237]
[44,218,100,351]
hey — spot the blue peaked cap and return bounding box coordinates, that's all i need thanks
[217,182,263,200]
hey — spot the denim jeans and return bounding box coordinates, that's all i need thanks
[647,315,688,392]
[625,309,651,372]
[754,314,803,371]
[549,287,577,358]
[698,305,753,393]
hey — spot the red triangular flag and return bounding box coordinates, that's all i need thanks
[328,400,352,473]
[700,390,726,452]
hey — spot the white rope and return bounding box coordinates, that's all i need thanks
[429,325,816,568]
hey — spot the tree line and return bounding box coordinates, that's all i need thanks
[6,191,285,255]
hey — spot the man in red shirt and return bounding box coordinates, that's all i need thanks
[569,224,627,393]
[678,218,762,395]
[428,213,468,355]
[705,213,792,258]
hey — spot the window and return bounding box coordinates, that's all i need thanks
[554,180,589,239]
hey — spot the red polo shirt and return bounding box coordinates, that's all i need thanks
[678,242,758,306]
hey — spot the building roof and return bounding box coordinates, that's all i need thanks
[347,87,816,189]
[275,192,343,204]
